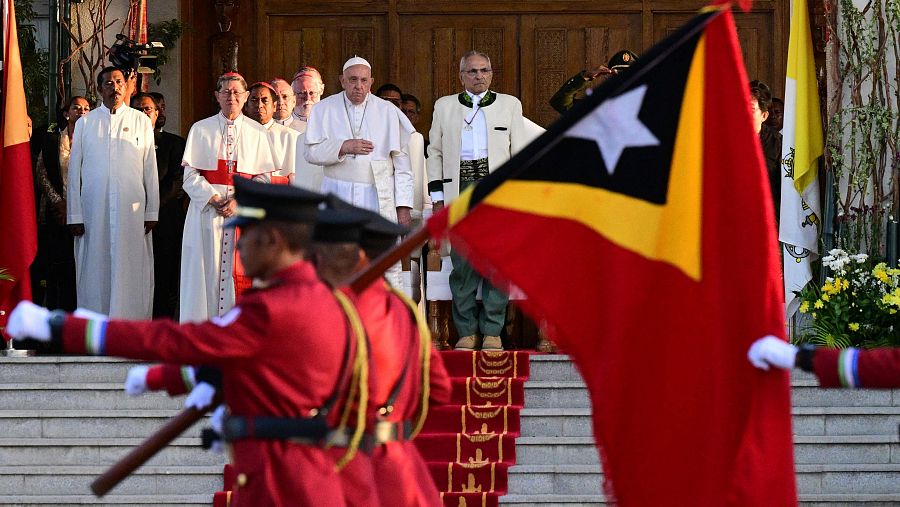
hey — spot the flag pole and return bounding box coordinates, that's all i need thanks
[349,224,430,292]
[91,401,218,497]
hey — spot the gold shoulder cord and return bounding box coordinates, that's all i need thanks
[388,286,432,439]
[330,290,369,469]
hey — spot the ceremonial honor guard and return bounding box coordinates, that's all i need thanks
[426,51,529,351]
[7,179,373,507]
[179,72,277,323]
[314,202,451,507]
[749,337,900,388]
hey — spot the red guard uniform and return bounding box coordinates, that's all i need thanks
[60,261,354,507]
[812,347,900,388]
[339,280,451,507]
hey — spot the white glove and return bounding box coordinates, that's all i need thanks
[185,381,217,410]
[210,405,227,434]
[748,335,798,371]
[124,365,150,396]
[207,405,227,454]
[6,301,51,341]
[73,308,109,321]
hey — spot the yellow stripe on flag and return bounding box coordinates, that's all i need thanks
[449,185,475,227]
[3,0,30,147]
[481,35,707,281]
[786,0,823,194]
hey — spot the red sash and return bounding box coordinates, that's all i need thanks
[270,175,290,185]
[202,159,255,186]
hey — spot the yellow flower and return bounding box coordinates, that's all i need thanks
[848,322,860,331]
[812,312,817,318]
[799,301,810,313]
[814,300,824,309]
[822,293,831,302]
[842,279,850,290]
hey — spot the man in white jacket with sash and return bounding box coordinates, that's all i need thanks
[305,56,415,287]
[179,72,277,323]
[67,66,159,319]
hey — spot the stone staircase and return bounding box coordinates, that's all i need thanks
[502,355,900,506]
[0,357,224,506]
[0,355,898,506]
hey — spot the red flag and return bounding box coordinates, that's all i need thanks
[0,0,38,328]
[428,6,796,505]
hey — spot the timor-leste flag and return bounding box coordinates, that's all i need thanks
[0,0,38,328]
[427,6,796,505]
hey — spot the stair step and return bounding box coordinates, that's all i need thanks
[513,435,900,466]
[519,379,900,409]
[0,410,201,439]
[503,464,900,495]
[0,438,227,467]
[0,384,186,410]
[517,407,900,437]
[0,357,141,384]
[522,382,590,408]
[0,466,222,496]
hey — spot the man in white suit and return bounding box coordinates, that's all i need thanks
[427,50,528,351]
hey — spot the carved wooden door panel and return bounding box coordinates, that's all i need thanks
[264,15,388,98]
[519,14,644,127]
[396,15,519,140]
[652,9,784,100]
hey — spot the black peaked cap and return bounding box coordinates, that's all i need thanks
[225,177,325,228]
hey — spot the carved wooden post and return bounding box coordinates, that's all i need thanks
[211,0,241,75]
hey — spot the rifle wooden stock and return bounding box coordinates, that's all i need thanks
[350,225,430,293]
[91,404,213,497]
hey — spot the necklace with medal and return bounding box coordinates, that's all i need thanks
[464,102,481,132]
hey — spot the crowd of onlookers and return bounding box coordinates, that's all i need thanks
[27,49,785,351]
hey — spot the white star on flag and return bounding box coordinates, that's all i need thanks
[566,85,660,175]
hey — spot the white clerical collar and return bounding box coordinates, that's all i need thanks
[466,90,486,104]
[100,102,126,114]
[263,119,275,130]
[343,92,368,109]
[220,112,242,125]
[292,110,308,122]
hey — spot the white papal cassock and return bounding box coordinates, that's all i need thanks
[67,103,159,319]
[179,113,276,323]
[305,93,414,219]
[305,92,415,288]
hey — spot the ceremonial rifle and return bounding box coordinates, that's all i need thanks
[90,228,429,496]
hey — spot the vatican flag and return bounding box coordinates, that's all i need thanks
[779,0,824,319]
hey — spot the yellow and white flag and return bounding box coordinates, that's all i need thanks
[779,0,824,318]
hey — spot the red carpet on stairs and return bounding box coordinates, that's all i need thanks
[211,350,531,507]
[418,351,530,507]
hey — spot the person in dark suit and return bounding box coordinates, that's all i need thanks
[132,93,188,319]
[749,81,783,224]
[32,96,92,311]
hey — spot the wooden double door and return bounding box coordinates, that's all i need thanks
[180,1,787,133]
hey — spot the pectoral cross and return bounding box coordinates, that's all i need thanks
[226,159,236,174]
